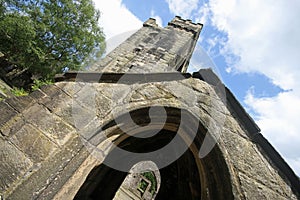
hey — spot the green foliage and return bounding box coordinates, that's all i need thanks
[0,0,105,79]
[138,179,149,192]
[142,171,157,194]
[31,79,53,91]
[0,0,5,16]
[11,87,28,96]
[0,14,37,68]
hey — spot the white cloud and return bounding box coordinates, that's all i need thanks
[194,3,210,25]
[205,0,300,176]
[165,0,199,18]
[209,0,300,91]
[150,9,163,27]
[93,0,142,39]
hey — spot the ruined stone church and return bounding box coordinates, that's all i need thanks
[0,16,299,199]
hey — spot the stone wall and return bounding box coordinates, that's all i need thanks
[0,76,298,199]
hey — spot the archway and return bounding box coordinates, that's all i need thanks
[74,106,234,199]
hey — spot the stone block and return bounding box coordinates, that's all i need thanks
[0,101,18,127]
[72,100,97,130]
[23,104,75,146]
[162,81,197,106]
[0,138,32,192]
[0,115,25,137]
[10,124,57,162]
[94,93,113,119]
[55,82,82,96]
[5,95,35,113]
[29,89,47,100]
[40,84,61,97]
[37,84,78,128]
[135,83,173,100]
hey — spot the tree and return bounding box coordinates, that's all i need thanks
[0,0,105,79]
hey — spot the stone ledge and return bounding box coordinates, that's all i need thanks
[55,72,192,83]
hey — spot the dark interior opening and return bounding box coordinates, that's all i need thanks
[74,129,201,200]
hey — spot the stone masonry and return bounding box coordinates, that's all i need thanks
[0,17,299,199]
[90,17,201,73]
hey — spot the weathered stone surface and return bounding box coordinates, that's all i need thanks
[22,104,75,146]
[0,138,32,192]
[238,172,296,200]
[220,128,296,198]
[9,124,57,162]
[6,136,84,200]
[5,95,34,113]
[29,88,47,99]
[1,77,295,199]
[54,79,297,199]
[37,145,90,199]
[0,78,13,99]
[90,17,201,74]
[0,101,17,127]
[0,115,25,137]
[55,82,83,96]
[39,85,71,111]
[94,92,113,118]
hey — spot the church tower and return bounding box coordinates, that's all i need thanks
[90,16,202,73]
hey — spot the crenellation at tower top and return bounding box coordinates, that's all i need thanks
[143,18,159,28]
[167,16,203,37]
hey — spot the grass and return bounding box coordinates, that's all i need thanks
[9,78,53,97]
[31,79,53,91]
[11,87,28,96]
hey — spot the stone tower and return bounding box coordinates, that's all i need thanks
[0,17,299,199]
[90,16,202,73]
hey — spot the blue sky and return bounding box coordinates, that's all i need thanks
[93,0,300,176]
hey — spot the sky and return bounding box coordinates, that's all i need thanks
[92,0,300,176]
